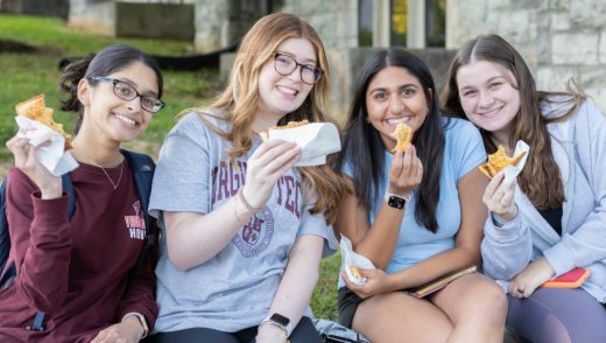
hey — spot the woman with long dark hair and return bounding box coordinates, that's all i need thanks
[334,48,506,342]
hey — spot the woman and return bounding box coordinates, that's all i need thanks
[334,47,506,343]
[0,44,164,342]
[442,34,606,342]
[146,13,346,343]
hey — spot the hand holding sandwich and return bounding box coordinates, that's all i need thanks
[483,172,518,222]
[242,139,301,210]
[6,130,62,200]
[388,144,423,198]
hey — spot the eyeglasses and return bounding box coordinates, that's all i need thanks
[273,53,323,85]
[88,76,165,114]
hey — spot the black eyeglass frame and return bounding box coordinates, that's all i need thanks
[273,53,324,85]
[88,76,165,113]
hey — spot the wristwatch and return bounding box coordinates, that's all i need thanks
[384,191,411,210]
[261,313,291,337]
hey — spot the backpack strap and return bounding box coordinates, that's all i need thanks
[121,149,156,259]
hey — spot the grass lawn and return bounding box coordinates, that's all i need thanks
[0,14,341,320]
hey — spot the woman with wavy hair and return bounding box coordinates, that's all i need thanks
[334,47,506,342]
[146,13,346,343]
[442,34,606,342]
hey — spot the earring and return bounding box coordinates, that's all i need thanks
[365,117,370,123]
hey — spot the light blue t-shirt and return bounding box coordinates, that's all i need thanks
[343,118,486,275]
[148,112,337,333]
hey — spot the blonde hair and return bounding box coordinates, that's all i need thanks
[189,13,346,223]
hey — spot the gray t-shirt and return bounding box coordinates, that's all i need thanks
[149,111,337,333]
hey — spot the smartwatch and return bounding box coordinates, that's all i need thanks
[262,313,291,337]
[384,192,410,210]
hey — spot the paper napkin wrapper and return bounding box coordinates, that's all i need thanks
[261,122,341,167]
[339,235,376,286]
[501,140,530,183]
[15,115,78,176]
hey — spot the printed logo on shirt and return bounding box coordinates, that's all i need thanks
[124,200,146,240]
[232,206,275,258]
[210,160,302,257]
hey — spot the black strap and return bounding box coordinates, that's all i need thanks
[121,150,156,259]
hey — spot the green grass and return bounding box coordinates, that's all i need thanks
[0,14,341,320]
[0,14,217,148]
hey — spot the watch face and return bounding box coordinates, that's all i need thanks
[388,195,406,209]
[270,313,290,326]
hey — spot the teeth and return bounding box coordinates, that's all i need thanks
[115,114,136,127]
[386,117,410,125]
[277,85,298,96]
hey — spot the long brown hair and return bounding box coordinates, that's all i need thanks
[441,34,584,209]
[187,13,346,223]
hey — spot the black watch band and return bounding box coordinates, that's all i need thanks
[387,195,406,209]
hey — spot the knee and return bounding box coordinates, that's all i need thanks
[472,280,508,324]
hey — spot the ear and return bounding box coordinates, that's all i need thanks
[77,78,91,107]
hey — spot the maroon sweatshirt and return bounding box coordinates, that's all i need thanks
[0,161,158,342]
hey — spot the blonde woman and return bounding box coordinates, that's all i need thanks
[145,13,346,343]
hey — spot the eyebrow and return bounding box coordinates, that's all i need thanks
[369,83,418,94]
[276,51,317,64]
[460,75,507,91]
[118,77,159,97]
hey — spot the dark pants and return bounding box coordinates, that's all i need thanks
[507,288,606,343]
[144,316,321,343]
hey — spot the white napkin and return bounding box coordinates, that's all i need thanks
[339,235,376,286]
[15,115,78,176]
[263,122,341,167]
[501,140,530,183]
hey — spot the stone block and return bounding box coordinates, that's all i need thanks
[116,2,194,41]
[497,10,536,43]
[570,0,606,29]
[537,66,580,91]
[578,66,606,89]
[550,11,570,31]
[552,32,599,65]
[68,0,115,37]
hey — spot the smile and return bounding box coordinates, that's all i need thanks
[477,106,503,118]
[276,85,299,97]
[114,113,138,127]
[385,117,412,125]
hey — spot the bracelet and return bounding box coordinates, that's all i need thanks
[238,187,263,212]
[259,319,289,339]
[122,313,148,339]
[233,196,249,226]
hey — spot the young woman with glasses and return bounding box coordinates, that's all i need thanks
[1,44,164,342]
[145,12,346,343]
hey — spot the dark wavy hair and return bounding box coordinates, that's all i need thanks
[335,48,445,233]
[59,44,163,134]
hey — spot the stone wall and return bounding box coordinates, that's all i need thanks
[1,0,69,19]
[276,0,358,49]
[68,0,115,36]
[193,0,265,52]
[115,2,194,40]
[447,0,606,111]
